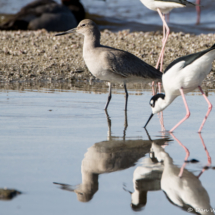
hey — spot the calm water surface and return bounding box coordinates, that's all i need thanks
[0,85,215,215]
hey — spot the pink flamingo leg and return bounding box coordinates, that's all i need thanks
[156,9,170,72]
[197,133,212,178]
[196,0,201,25]
[198,86,213,133]
[170,88,190,133]
[170,133,190,178]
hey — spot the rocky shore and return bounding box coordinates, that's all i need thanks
[0,29,214,89]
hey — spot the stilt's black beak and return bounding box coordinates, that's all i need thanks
[55,28,76,36]
[144,113,154,128]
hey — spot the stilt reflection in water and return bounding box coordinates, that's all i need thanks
[53,112,170,202]
[128,129,171,211]
[130,132,213,214]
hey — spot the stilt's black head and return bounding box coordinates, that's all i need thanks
[144,93,165,129]
[149,93,165,108]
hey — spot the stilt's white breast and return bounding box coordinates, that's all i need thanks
[140,0,185,14]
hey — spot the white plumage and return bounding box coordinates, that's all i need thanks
[144,44,215,132]
[140,0,186,14]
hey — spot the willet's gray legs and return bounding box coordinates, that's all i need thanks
[104,83,128,111]
[123,111,128,140]
[124,83,129,111]
[104,109,128,140]
[104,82,112,110]
[105,110,112,140]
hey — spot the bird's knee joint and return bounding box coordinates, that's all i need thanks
[186,112,190,118]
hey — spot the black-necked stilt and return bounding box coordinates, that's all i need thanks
[55,19,162,111]
[144,43,215,132]
[140,0,196,72]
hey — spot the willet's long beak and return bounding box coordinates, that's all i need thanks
[144,113,154,128]
[55,28,76,36]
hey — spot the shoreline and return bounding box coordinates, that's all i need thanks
[0,29,214,89]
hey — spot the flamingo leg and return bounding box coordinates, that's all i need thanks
[197,133,212,178]
[170,88,190,133]
[170,133,190,178]
[156,9,170,72]
[198,86,212,133]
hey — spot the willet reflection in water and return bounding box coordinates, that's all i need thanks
[131,133,213,214]
[53,111,170,202]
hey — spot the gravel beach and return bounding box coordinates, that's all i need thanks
[0,29,215,89]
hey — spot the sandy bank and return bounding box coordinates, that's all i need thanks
[0,29,214,89]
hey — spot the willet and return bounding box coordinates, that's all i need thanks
[53,113,153,203]
[55,19,162,111]
[140,0,197,71]
[144,43,215,132]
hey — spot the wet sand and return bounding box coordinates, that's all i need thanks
[0,29,214,89]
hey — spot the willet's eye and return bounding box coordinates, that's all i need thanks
[81,24,86,27]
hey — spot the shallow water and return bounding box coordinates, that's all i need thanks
[0,0,214,34]
[0,85,215,214]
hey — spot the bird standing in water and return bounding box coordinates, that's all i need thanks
[56,19,162,111]
[140,0,197,72]
[144,43,215,132]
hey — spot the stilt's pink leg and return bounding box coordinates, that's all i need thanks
[196,0,201,25]
[158,82,161,93]
[160,15,166,71]
[197,133,211,178]
[198,86,212,133]
[151,81,155,95]
[157,82,165,131]
[170,88,190,133]
[159,111,166,131]
[162,17,166,44]
[166,13,170,23]
[170,133,190,178]
[156,9,170,72]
